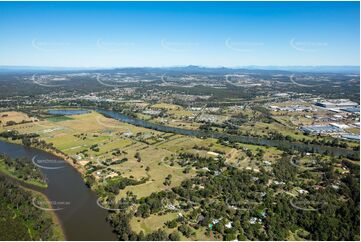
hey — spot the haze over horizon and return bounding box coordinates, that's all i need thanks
[0,1,359,67]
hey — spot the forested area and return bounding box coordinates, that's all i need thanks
[0,175,61,240]
[0,153,46,187]
[103,152,359,241]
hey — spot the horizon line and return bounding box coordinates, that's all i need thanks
[0,65,359,69]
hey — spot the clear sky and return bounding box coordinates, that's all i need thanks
[0,1,359,67]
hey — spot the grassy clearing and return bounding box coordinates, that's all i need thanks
[345,127,360,135]
[130,212,178,234]
[0,111,34,126]
[46,116,74,122]
[3,111,200,199]
[240,121,312,141]
[116,146,195,199]
[152,103,194,118]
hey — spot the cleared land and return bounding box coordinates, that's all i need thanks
[1,110,273,201]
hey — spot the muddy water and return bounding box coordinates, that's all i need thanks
[0,140,117,241]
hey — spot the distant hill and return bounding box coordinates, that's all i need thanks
[0,65,359,74]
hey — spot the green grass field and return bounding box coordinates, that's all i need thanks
[46,116,74,122]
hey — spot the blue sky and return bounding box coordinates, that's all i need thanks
[0,1,359,67]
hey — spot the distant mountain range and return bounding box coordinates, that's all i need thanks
[0,65,359,74]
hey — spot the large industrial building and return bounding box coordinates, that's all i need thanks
[300,125,343,134]
[315,99,359,109]
[340,106,360,113]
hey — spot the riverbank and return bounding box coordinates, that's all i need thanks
[96,109,359,159]
[23,187,66,240]
[0,136,87,179]
[0,137,80,190]
[0,172,65,240]
[0,160,47,188]
[0,140,118,240]
[0,143,63,238]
